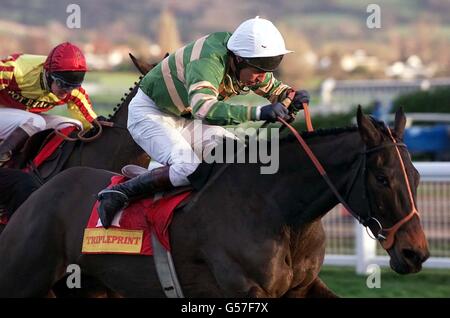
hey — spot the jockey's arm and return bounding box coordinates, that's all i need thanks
[186,58,259,126]
[0,58,15,91]
[66,87,98,130]
[249,72,294,108]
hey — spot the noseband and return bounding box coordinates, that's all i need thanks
[278,117,420,250]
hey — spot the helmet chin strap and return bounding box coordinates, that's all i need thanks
[229,52,254,91]
[42,70,52,91]
[228,52,246,82]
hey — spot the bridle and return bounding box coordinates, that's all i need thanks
[368,128,420,249]
[278,117,420,250]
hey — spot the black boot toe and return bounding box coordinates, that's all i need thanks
[97,193,128,228]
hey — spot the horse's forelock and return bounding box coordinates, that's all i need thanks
[367,115,398,140]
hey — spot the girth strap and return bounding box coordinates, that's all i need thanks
[151,232,184,298]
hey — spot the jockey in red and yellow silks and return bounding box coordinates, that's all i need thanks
[0,42,98,165]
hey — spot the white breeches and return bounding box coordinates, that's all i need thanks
[0,107,82,139]
[127,88,236,187]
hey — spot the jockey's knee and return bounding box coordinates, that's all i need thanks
[202,127,238,158]
[169,162,200,187]
[19,115,46,136]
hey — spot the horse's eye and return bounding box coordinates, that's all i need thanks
[375,175,389,187]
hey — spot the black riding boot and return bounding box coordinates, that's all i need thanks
[97,166,173,228]
[0,127,30,167]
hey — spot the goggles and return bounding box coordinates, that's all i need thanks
[243,55,284,72]
[50,74,81,91]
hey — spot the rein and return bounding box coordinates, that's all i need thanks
[53,117,127,143]
[53,76,141,143]
[278,116,419,250]
[54,119,104,142]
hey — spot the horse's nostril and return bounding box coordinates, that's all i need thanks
[402,248,425,264]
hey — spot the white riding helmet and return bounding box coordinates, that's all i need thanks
[227,17,293,71]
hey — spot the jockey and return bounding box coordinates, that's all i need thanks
[97,17,310,228]
[0,42,98,166]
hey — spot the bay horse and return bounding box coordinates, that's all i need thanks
[0,107,429,297]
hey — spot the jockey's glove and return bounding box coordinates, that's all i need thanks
[291,90,310,111]
[258,102,291,122]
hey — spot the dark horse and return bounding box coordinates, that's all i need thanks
[0,55,154,225]
[0,107,429,297]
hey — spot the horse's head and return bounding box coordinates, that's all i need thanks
[356,106,429,274]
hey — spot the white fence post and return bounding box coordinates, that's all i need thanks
[355,220,376,274]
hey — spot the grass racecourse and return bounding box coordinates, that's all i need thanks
[320,265,450,297]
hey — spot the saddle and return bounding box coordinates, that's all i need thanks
[22,127,78,182]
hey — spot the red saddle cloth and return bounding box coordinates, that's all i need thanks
[82,175,191,255]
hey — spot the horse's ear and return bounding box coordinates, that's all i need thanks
[129,53,154,75]
[394,107,406,139]
[357,105,382,147]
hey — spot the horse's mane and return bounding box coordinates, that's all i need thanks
[190,114,398,201]
[283,115,394,142]
[366,115,395,137]
[204,125,361,159]
[282,125,358,143]
[106,75,144,122]
[189,125,360,188]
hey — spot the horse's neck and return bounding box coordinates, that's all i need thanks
[66,87,148,172]
[109,88,149,168]
[280,130,363,227]
[111,97,130,129]
[185,129,363,232]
